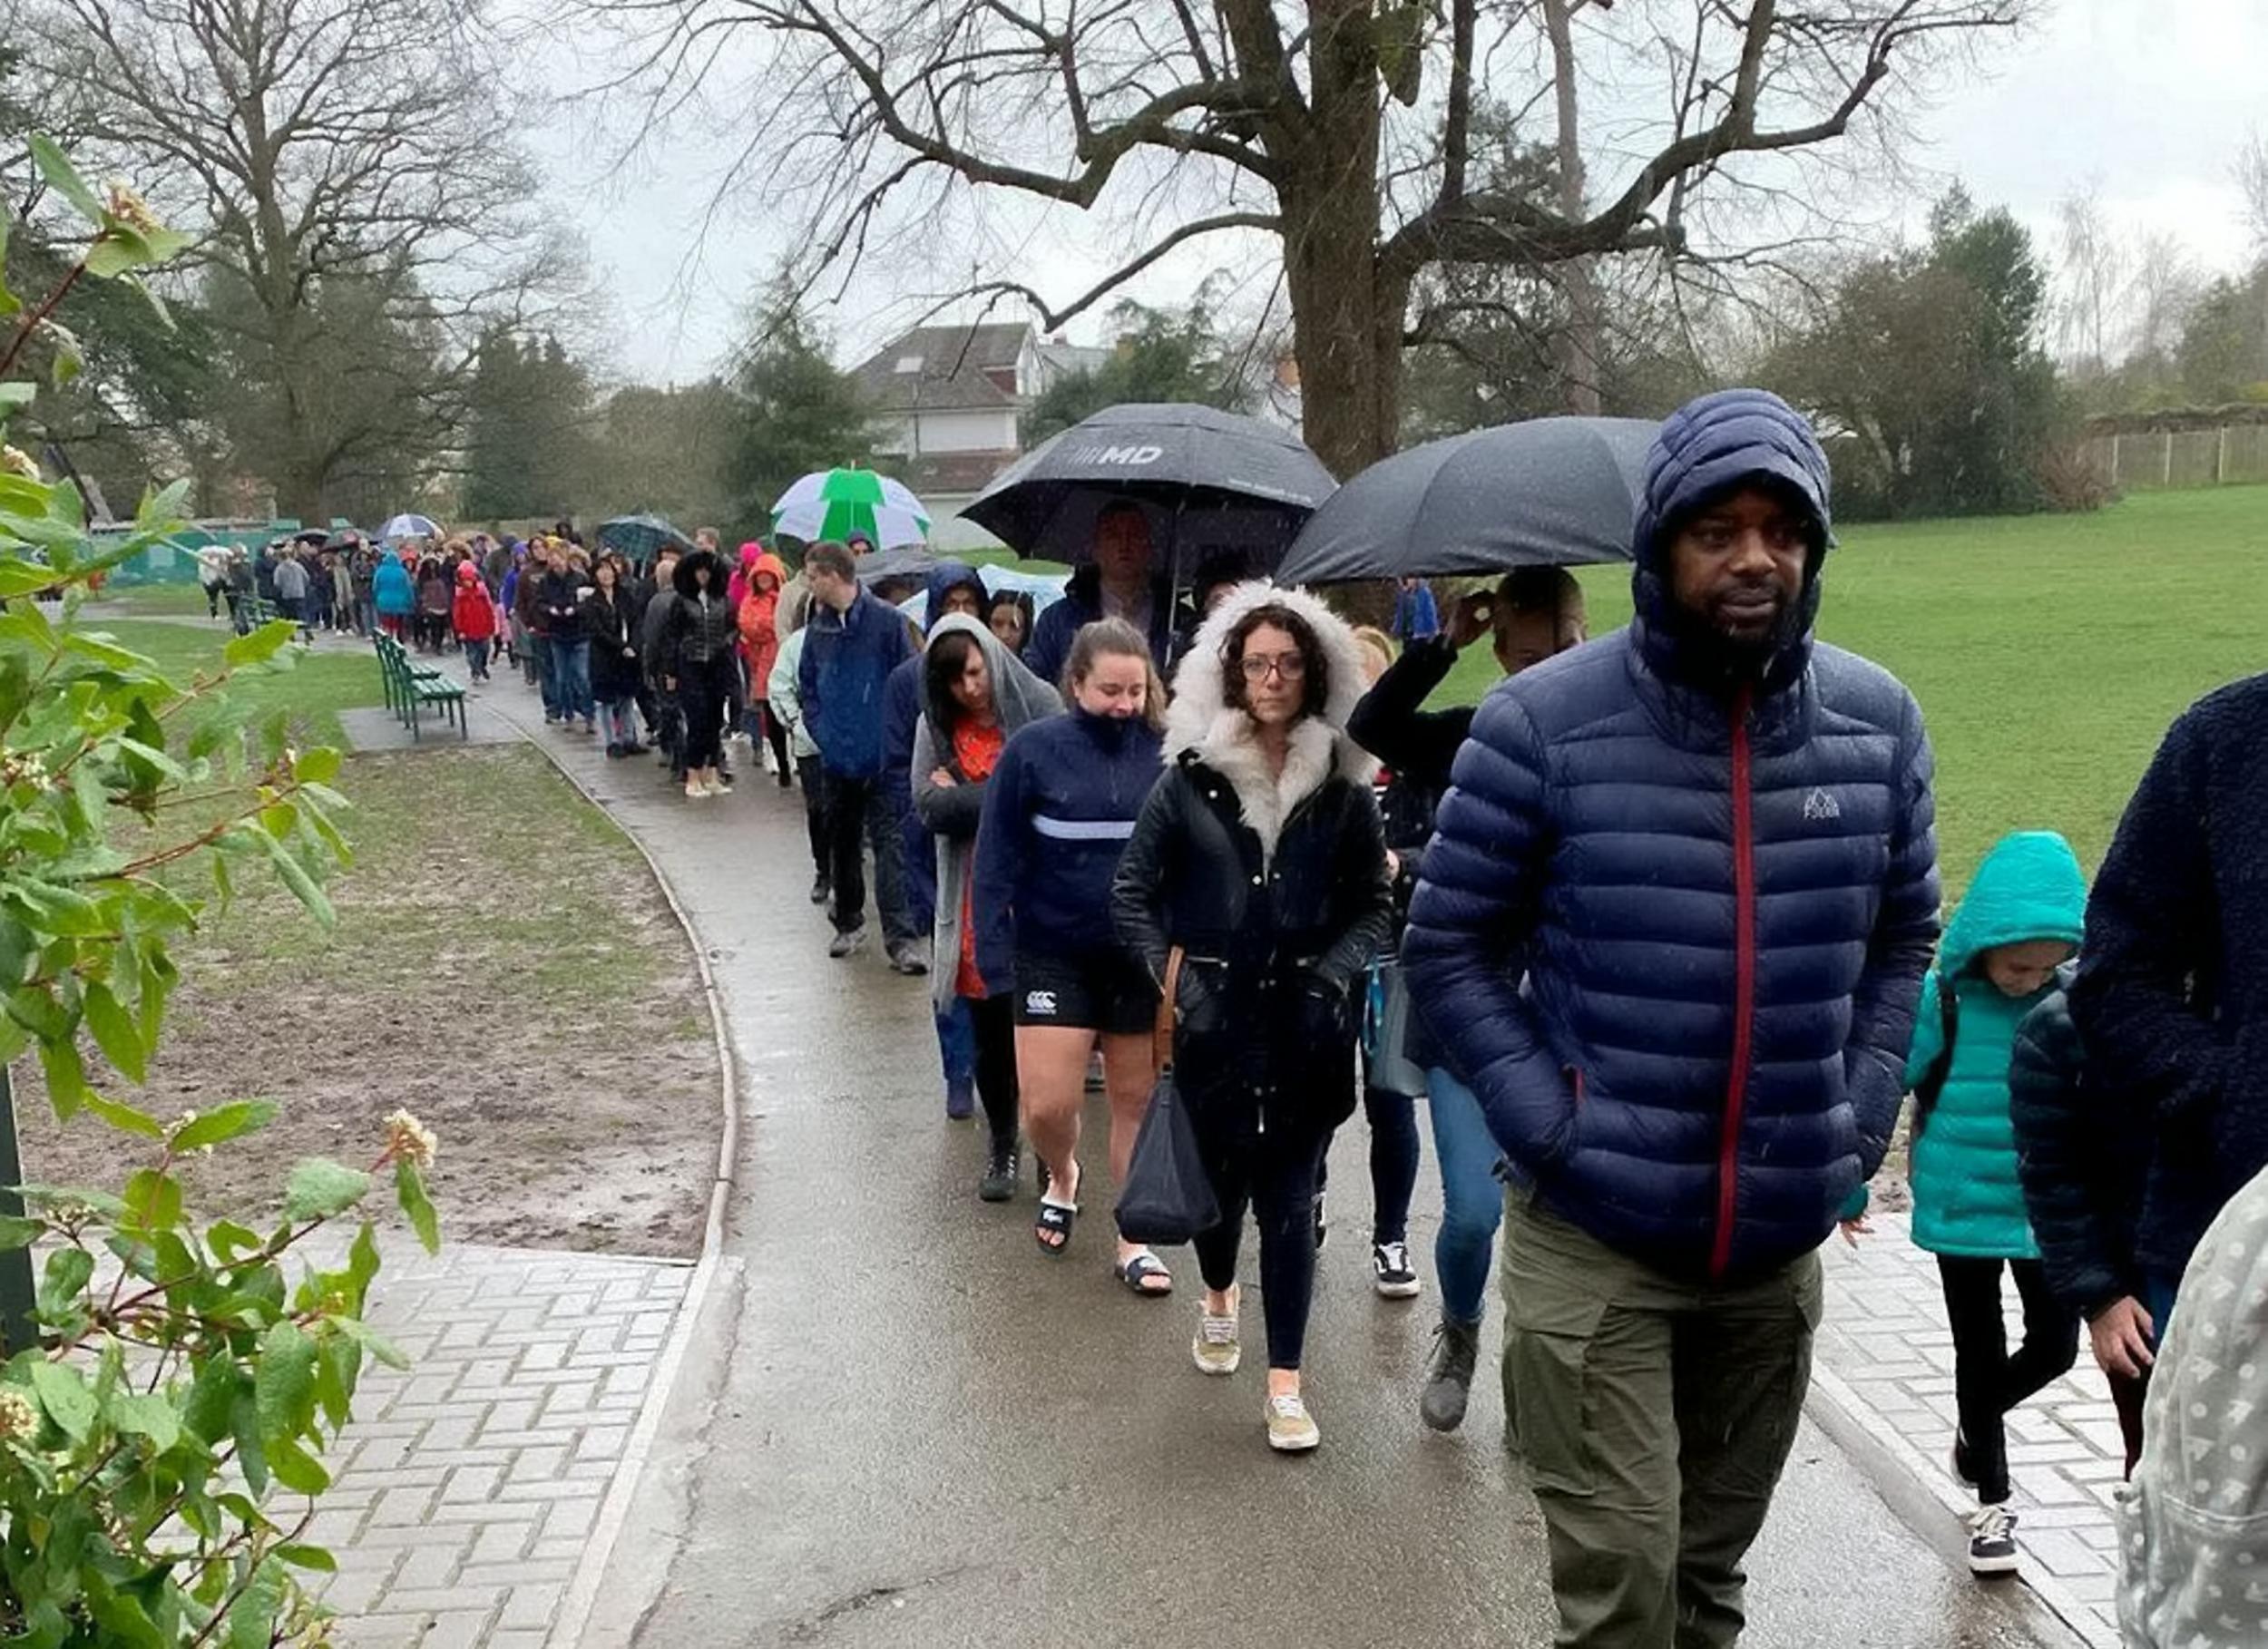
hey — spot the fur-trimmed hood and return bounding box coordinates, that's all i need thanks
[1164,581,1378,862]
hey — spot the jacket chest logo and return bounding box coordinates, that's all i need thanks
[1801,787,1843,823]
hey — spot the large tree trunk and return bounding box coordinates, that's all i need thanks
[1543,0,1602,415]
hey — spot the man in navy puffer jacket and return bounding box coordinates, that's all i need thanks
[1403,387,1940,1647]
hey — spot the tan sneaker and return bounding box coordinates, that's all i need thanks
[1192,1295,1240,1376]
[1266,1392,1320,1453]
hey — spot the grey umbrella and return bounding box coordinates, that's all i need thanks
[1276,416,1658,584]
[963,404,1336,570]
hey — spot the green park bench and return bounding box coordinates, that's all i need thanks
[373,634,466,742]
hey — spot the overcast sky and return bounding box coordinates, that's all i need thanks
[526,0,2266,385]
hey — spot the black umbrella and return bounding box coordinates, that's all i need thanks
[963,404,1336,571]
[1276,416,1658,584]
[291,528,330,546]
[598,513,694,561]
[854,544,937,589]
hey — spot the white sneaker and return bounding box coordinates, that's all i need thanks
[1266,1392,1320,1453]
[1372,1241,1422,1299]
[1965,1503,2019,1576]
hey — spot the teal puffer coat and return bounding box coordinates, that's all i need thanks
[1907,831,2088,1259]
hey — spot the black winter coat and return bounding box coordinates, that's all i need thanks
[2009,973,2151,1318]
[584,590,642,702]
[663,590,738,672]
[1113,750,1393,1136]
[2071,672,2268,1284]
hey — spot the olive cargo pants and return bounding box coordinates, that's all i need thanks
[1501,1191,1823,1648]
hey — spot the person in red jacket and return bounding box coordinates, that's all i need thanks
[450,561,500,682]
[737,546,790,783]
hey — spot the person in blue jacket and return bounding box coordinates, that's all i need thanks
[1403,387,1941,1646]
[1022,503,1176,688]
[1389,575,1440,644]
[371,551,415,640]
[972,619,1165,1289]
[799,542,917,961]
[1882,828,2086,1578]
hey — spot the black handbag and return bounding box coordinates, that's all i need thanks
[1115,951,1222,1246]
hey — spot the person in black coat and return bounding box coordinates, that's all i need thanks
[1112,582,1393,1456]
[585,553,647,757]
[662,548,738,798]
[2009,970,2153,1473]
[2069,671,2268,1354]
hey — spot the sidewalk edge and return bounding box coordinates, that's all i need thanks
[500,710,742,1649]
[1804,1361,2114,1648]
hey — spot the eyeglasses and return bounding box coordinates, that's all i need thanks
[1239,652,1306,682]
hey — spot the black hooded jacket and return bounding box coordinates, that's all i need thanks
[662,550,738,670]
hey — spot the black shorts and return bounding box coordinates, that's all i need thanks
[1012,949,1157,1037]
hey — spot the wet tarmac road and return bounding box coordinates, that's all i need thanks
[551,745,2086,1649]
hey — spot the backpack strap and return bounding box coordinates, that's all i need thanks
[1910,976,1962,1133]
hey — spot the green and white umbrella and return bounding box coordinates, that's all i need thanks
[770,468,932,548]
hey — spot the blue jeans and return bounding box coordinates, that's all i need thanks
[545,637,593,722]
[934,996,975,1097]
[463,638,491,679]
[601,696,639,746]
[1429,1067,1506,1326]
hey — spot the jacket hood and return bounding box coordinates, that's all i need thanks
[924,561,987,620]
[920,613,1060,738]
[455,561,479,584]
[1630,388,1833,697]
[1940,830,2087,982]
[674,547,725,599]
[748,551,787,593]
[738,542,767,571]
[1164,580,1377,862]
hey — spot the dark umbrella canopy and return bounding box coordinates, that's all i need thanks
[597,513,694,561]
[1276,416,1658,584]
[854,544,937,589]
[963,404,1335,567]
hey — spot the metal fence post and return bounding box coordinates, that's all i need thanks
[0,1067,35,1356]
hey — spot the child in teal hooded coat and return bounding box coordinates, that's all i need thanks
[1903,830,2088,1577]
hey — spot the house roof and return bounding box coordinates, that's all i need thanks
[895,449,1019,499]
[851,322,1031,413]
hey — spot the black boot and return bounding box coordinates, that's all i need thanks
[980,1137,1019,1204]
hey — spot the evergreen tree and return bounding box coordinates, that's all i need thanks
[727,285,872,519]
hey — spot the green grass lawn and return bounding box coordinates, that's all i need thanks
[1429,486,2267,893]
[97,581,220,618]
[86,619,385,746]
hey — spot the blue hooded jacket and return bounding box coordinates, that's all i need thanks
[799,582,916,779]
[1403,388,1942,1283]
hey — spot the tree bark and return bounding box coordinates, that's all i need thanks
[1543,0,1602,416]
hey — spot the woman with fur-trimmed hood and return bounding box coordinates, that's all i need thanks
[1112,581,1394,1455]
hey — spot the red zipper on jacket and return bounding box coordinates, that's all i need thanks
[1711,688,1757,1281]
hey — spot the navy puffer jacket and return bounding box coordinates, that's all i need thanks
[1403,389,1941,1283]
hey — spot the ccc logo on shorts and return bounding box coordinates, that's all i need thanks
[1024,990,1059,1017]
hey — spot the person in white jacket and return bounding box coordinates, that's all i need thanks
[767,584,833,907]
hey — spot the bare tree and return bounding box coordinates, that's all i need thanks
[2238,130,2268,255]
[2125,230,2200,366]
[591,0,2027,476]
[2053,185,2124,373]
[33,0,545,517]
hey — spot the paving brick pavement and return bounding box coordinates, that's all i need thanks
[311,1242,696,1648]
[1816,1209,2123,1647]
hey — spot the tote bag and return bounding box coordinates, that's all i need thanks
[1114,950,1222,1246]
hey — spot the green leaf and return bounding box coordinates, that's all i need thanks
[230,1388,269,1495]
[205,1218,263,1263]
[0,1215,41,1251]
[395,1158,440,1255]
[0,381,35,414]
[37,1246,93,1316]
[283,1157,369,1222]
[264,1433,329,1495]
[171,1099,278,1152]
[259,832,333,926]
[122,1167,181,1233]
[82,982,148,1083]
[255,1319,317,1444]
[81,233,140,280]
[222,1555,287,1649]
[222,620,296,668]
[258,803,297,839]
[273,1543,336,1573]
[28,134,103,226]
[59,631,154,673]
[109,1390,180,1453]
[83,1092,163,1138]
[292,746,342,785]
[181,1357,237,1446]
[35,1037,89,1119]
[123,274,171,329]
[136,478,191,529]
[29,1360,95,1440]
[347,1221,381,1297]
[329,1312,409,1371]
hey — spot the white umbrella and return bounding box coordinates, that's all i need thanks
[770,469,931,549]
[378,512,441,542]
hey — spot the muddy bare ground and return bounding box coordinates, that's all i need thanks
[16,744,720,1257]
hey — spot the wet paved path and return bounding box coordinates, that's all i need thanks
[463,676,2093,1649]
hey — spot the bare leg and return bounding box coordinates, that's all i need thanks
[1017,1024,1095,1248]
[1100,1031,1169,1284]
